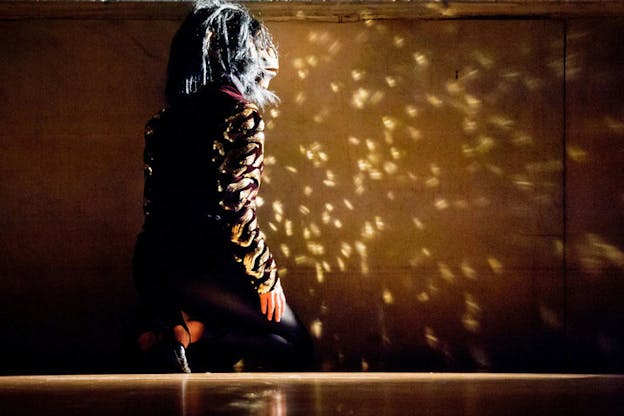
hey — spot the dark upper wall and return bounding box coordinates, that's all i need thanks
[0,2,623,373]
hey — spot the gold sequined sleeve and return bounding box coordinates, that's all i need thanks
[216,103,279,294]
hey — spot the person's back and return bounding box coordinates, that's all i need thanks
[131,0,314,373]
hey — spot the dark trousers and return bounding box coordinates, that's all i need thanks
[133,231,314,372]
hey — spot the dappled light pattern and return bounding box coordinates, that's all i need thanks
[258,19,569,370]
[260,21,563,369]
[0,8,622,375]
[563,21,624,372]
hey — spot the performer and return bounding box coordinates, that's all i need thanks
[132,0,313,372]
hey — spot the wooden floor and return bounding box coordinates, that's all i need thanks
[1,373,623,415]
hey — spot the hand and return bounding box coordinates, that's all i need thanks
[259,280,286,322]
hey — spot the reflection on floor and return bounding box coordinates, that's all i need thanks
[1,373,623,415]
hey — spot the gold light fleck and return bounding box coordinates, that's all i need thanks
[307,242,325,256]
[412,217,425,230]
[393,36,405,48]
[272,200,283,215]
[322,211,331,224]
[465,94,481,109]
[360,260,370,275]
[355,241,367,257]
[362,221,376,240]
[315,262,324,283]
[405,105,419,118]
[413,52,429,67]
[340,242,353,258]
[351,88,370,110]
[351,69,365,81]
[489,115,514,130]
[328,41,342,55]
[476,136,495,153]
[425,327,439,348]
[605,115,624,132]
[488,257,504,275]
[473,50,494,69]
[365,139,377,151]
[486,164,503,175]
[390,147,402,160]
[382,116,398,131]
[465,293,481,313]
[438,262,455,283]
[310,223,321,237]
[307,31,318,43]
[294,92,306,105]
[310,319,323,339]
[463,118,478,133]
[567,145,587,162]
[337,257,346,271]
[434,198,449,210]
[426,94,443,107]
[370,91,385,104]
[462,315,480,333]
[306,55,319,67]
[430,163,441,176]
[554,239,564,256]
[382,289,394,304]
[292,58,304,69]
[284,220,293,237]
[461,261,477,279]
[407,126,422,141]
[383,161,398,175]
[512,132,534,147]
[385,76,398,87]
[375,216,385,231]
[384,131,393,145]
[446,81,462,95]
[295,255,314,266]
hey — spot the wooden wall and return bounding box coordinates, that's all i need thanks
[0,1,623,373]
